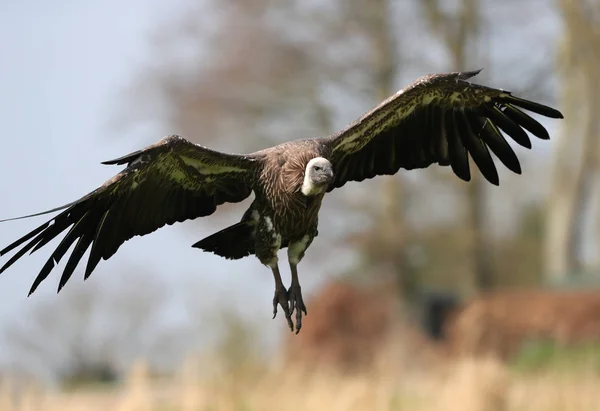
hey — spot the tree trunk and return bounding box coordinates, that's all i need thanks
[545,0,600,281]
[369,0,415,298]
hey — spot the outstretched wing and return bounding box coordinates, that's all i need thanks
[321,70,563,190]
[0,135,258,295]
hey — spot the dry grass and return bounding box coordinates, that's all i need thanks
[5,284,600,411]
[2,351,600,411]
[447,289,600,359]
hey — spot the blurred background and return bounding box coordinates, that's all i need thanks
[1,0,599,410]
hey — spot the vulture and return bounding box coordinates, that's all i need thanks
[0,70,563,333]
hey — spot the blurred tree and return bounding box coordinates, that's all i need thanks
[418,0,568,292]
[334,0,414,299]
[545,0,600,282]
[420,0,508,292]
[2,269,194,385]
[494,203,545,287]
[121,0,368,151]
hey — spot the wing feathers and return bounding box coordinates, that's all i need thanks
[59,233,93,293]
[101,150,145,166]
[503,104,550,140]
[458,111,498,185]
[482,105,532,149]
[31,211,91,294]
[30,212,83,255]
[85,210,110,280]
[498,95,563,118]
[470,117,522,175]
[0,202,75,224]
[29,214,82,256]
[1,135,257,294]
[0,222,50,256]
[447,110,471,182]
[0,230,46,275]
[432,107,450,165]
[324,70,563,189]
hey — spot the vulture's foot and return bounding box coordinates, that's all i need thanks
[272,285,294,331]
[288,283,307,334]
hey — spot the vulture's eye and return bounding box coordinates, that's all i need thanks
[314,166,322,171]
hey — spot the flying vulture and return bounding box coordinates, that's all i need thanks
[0,70,563,333]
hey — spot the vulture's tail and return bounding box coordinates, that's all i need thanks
[192,222,255,260]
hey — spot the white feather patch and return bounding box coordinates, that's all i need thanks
[288,235,311,265]
[264,216,274,231]
[264,216,281,244]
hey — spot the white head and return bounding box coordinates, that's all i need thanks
[301,157,334,196]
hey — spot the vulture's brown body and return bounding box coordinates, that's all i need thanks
[196,139,327,267]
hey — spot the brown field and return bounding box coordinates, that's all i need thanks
[5,283,600,411]
[3,353,600,411]
[447,288,600,359]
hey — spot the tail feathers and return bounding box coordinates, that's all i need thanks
[192,222,255,260]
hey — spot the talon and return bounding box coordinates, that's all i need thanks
[288,284,307,334]
[284,306,294,332]
[272,286,294,331]
[295,304,303,334]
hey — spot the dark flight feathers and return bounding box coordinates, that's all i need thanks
[323,70,563,190]
[0,70,563,295]
[0,136,257,295]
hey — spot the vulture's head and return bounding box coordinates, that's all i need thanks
[301,157,334,196]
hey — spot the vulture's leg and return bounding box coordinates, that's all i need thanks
[288,262,307,334]
[271,264,294,331]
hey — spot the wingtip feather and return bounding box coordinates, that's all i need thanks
[101,150,143,166]
[458,68,483,80]
[500,95,564,119]
[0,203,73,224]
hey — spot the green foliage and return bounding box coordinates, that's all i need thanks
[61,367,119,391]
[511,339,600,373]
